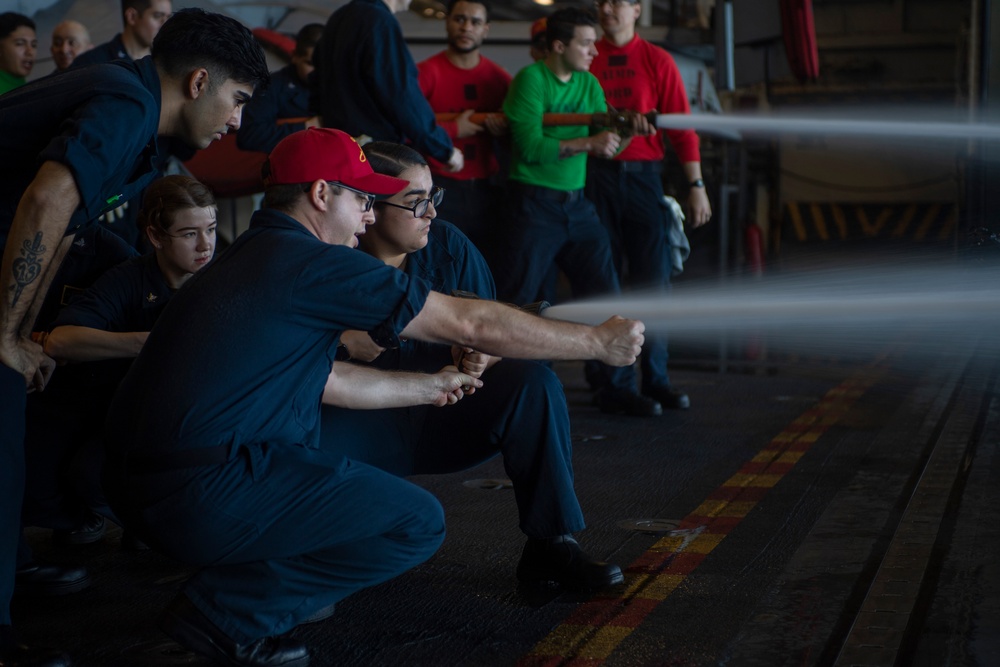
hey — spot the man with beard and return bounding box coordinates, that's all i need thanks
[416,0,510,250]
[496,7,660,417]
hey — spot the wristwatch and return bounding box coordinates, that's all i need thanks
[689,178,705,188]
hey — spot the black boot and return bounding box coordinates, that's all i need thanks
[159,595,310,667]
[14,561,90,597]
[516,535,624,590]
[52,511,106,546]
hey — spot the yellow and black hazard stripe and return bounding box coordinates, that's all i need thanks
[783,202,958,242]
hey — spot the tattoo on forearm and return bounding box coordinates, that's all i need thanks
[558,145,577,158]
[10,232,46,308]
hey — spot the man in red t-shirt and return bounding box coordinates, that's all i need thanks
[586,0,712,410]
[417,0,511,250]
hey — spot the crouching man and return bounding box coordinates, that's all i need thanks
[104,128,644,667]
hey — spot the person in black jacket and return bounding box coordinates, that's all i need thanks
[312,0,464,172]
[237,24,324,154]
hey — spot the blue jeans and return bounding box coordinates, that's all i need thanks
[586,163,674,390]
[494,184,637,392]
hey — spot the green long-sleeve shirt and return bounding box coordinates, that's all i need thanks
[0,70,27,96]
[503,60,606,192]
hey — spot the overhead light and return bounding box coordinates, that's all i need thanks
[535,0,555,5]
[409,0,447,18]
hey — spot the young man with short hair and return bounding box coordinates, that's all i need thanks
[0,10,269,665]
[497,7,660,417]
[0,13,36,95]
[71,0,172,68]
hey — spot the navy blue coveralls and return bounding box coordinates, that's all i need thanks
[236,64,311,155]
[104,209,446,645]
[0,57,163,626]
[24,253,175,532]
[68,33,129,70]
[312,0,454,163]
[322,221,586,538]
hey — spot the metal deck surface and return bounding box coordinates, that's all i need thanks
[16,335,999,666]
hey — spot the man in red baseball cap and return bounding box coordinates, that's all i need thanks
[103,128,648,667]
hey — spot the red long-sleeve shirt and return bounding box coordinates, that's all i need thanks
[591,36,700,163]
[417,51,512,180]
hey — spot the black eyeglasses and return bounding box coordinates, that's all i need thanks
[595,0,637,7]
[380,187,445,218]
[328,182,376,212]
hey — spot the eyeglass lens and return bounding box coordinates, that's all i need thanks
[414,188,445,217]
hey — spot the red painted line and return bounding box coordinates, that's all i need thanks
[517,371,882,666]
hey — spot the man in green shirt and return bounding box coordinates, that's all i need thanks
[497,7,660,416]
[0,13,36,96]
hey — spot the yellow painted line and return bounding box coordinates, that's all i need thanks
[634,573,684,601]
[518,368,885,666]
[723,472,784,488]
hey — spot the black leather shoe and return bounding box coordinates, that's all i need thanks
[516,536,624,590]
[14,562,91,596]
[596,389,662,417]
[52,512,106,546]
[0,626,72,667]
[160,595,310,667]
[643,386,690,410]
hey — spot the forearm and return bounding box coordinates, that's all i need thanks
[0,162,80,346]
[44,325,147,363]
[682,161,704,182]
[558,136,592,158]
[403,294,603,362]
[18,234,73,338]
[322,362,450,409]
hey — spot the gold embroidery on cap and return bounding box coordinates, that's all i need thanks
[351,136,367,162]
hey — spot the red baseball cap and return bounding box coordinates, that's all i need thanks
[264,128,408,197]
[530,18,547,40]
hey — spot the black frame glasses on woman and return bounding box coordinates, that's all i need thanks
[380,187,445,218]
